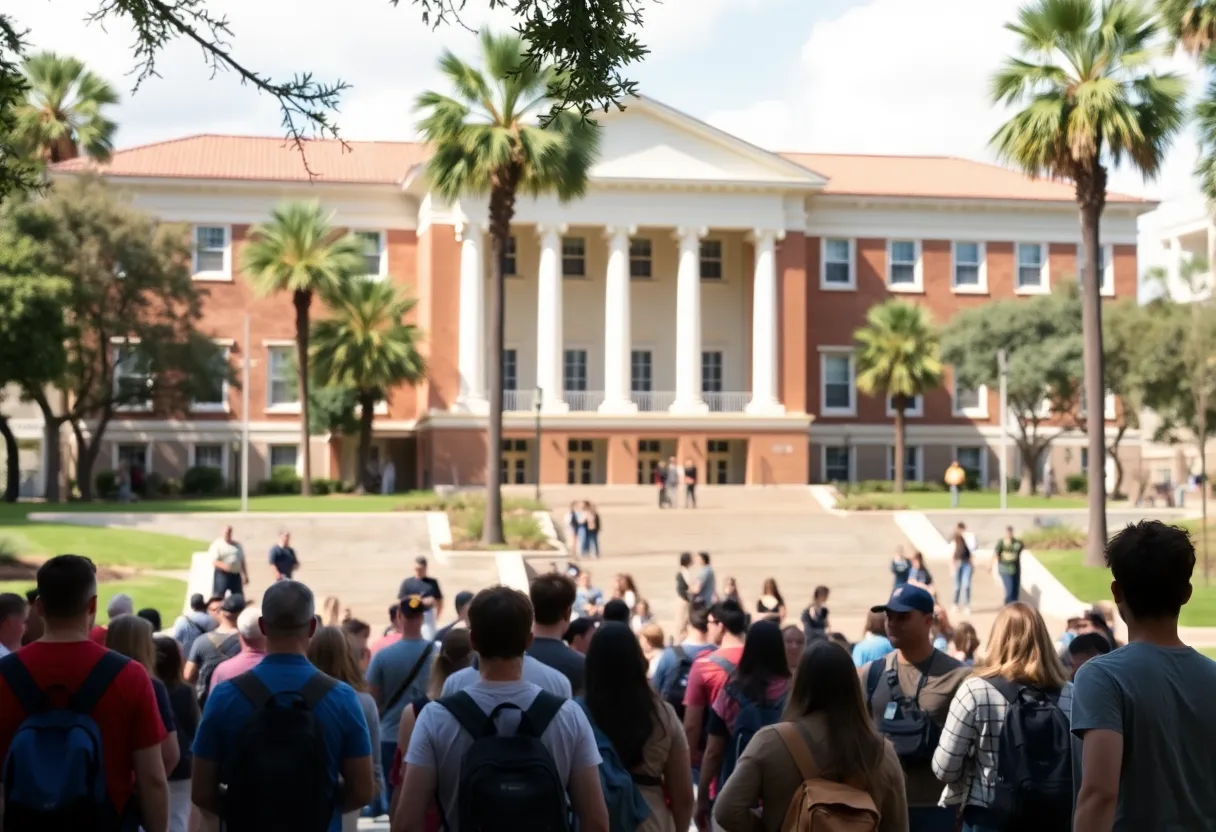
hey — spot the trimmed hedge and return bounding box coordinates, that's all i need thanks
[183,465,225,496]
[835,480,947,495]
[1066,473,1088,494]
[95,470,118,499]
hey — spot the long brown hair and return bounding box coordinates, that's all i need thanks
[426,628,473,700]
[307,626,365,691]
[106,615,155,671]
[783,640,889,789]
[977,602,1069,689]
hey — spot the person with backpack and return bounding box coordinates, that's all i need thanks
[683,599,746,781]
[396,586,607,832]
[652,601,716,720]
[172,594,219,650]
[860,586,969,832]
[0,554,169,832]
[695,620,791,831]
[191,579,376,832]
[581,622,694,832]
[206,604,266,695]
[184,593,243,706]
[714,639,908,832]
[931,602,1072,832]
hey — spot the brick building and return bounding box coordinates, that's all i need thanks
[30,96,1147,493]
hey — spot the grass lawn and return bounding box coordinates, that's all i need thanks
[0,575,187,626]
[1035,548,1216,627]
[0,492,439,517]
[842,490,1087,510]
[0,521,203,570]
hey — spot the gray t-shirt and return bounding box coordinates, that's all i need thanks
[527,637,586,696]
[1071,643,1216,830]
[367,637,434,743]
[442,654,572,699]
[694,566,716,607]
[405,679,600,832]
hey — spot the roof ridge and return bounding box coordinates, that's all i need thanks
[778,150,959,160]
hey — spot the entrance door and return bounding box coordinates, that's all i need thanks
[637,439,663,484]
[707,439,731,485]
[500,439,529,485]
[567,439,594,485]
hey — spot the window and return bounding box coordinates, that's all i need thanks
[269,445,298,471]
[355,231,385,277]
[956,446,985,484]
[822,238,854,288]
[192,347,230,411]
[700,239,723,280]
[502,349,518,392]
[707,439,730,454]
[887,394,923,418]
[629,238,652,279]
[630,350,652,393]
[567,439,593,484]
[562,237,586,277]
[639,440,661,453]
[1078,240,1113,295]
[952,242,984,290]
[952,376,988,418]
[886,446,922,482]
[117,444,149,474]
[821,352,855,415]
[193,226,227,276]
[113,344,152,410]
[701,351,723,394]
[563,349,588,392]
[1016,243,1046,291]
[500,439,528,485]
[823,446,851,482]
[193,444,224,470]
[888,240,919,288]
[267,346,299,407]
[501,235,517,277]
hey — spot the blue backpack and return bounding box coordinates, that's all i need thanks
[716,680,786,790]
[576,699,653,832]
[0,651,130,832]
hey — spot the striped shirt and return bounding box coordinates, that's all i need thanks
[931,675,1073,808]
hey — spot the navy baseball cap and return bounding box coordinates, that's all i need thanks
[871,585,935,615]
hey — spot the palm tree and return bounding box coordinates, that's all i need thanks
[311,279,427,494]
[14,51,118,164]
[992,0,1186,566]
[854,301,943,493]
[242,202,364,496]
[1158,0,1216,54]
[415,31,600,544]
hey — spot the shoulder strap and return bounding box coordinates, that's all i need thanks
[520,690,565,738]
[300,671,339,709]
[709,654,737,674]
[380,640,435,716]
[865,660,884,706]
[775,723,819,782]
[439,691,492,738]
[71,651,130,714]
[674,645,690,663]
[0,655,47,715]
[230,670,275,709]
[985,676,1021,704]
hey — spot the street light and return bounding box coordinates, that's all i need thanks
[534,387,544,501]
[998,348,1009,512]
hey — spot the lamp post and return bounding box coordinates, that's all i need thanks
[534,387,543,501]
[998,348,1009,512]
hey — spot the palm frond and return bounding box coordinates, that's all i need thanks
[310,278,427,394]
[13,50,119,163]
[1158,0,1216,55]
[853,300,944,400]
[241,201,363,297]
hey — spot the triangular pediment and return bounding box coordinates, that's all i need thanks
[590,97,825,189]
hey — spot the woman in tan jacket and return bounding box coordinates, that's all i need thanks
[713,639,908,832]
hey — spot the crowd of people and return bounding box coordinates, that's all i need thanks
[0,519,1211,832]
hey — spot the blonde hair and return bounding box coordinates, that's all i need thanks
[639,623,664,650]
[321,596,342,627]
[307,626,365,691]
[977,602,1069,689]
[426,628,473,700]
[106,615,156,671]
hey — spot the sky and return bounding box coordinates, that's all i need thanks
[13,0,1211,206]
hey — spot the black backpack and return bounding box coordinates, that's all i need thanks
[195,631,240,706]
[986,678,1072,831]
[660,646,695,718]
[222,671,338,832]
[439,690,569,832]
[866,653,941,764]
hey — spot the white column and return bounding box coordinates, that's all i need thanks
[536,223,568,412]
[670,226,708,414]
[746,228,785,415]
[455,221,487,413]
[599,225,637,414]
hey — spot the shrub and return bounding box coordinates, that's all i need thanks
[183,466,225,496]
[311,478,331,496]
[95,470,118,499]
[160,477,183,497]
[261,465,302,495]
[142,472,167,498]
[835,480,944,495]
[835,494,909,511]
[1066,473,1088,494]
[1021,526,1087,550]
[0,536,19,564]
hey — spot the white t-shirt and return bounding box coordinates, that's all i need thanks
[406,679,601,831]
[441,655,572,698]
[208,538,244,571]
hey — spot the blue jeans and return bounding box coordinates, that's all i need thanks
[582,529,599,557]
[1001,570,1020,605]
[950,485,960,507]
[909,806,956,832]
[953,561,973,607]
[364,739,396,817]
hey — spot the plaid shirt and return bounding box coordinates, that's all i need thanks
[931,675,1073,808]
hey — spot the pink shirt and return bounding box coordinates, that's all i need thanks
[208,647,267,693]
[369,631,402,657]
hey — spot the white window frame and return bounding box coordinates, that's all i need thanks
[353,230,387,280]
[886,445,923,482]
[820,237,856,291]
[191,344,231,413]
[265,342,301,413]
[699,239,724,281]
[112,441,153,476]
[1015,242,1050,295]
[111,339,153,413]
[192,225,231,281]
[886,239,923,292]
[886,394,923,418]
[630,348,653,393]
[562,347,589,393]
[821,445,855,483]
[629,237,652,280]
[501,234,518,278]
[1078,240,1115,297]
[951,241,987,293]
[189,442,229,478]
[952,377,989,419]
[561,236,586,278]
[819,349,856,417]
[953,445,988,487]
[268,443,302,475]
